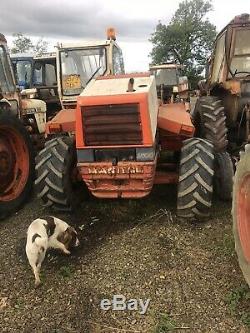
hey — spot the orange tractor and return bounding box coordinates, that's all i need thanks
[36,66,215,218]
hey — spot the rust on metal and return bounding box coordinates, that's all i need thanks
[154,170,179,184]
[223,80,241,95]
[78,160,156,198]
[0,125,29,201]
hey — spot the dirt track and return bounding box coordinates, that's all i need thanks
[0,186,250,333]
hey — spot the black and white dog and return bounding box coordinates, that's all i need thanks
[26,216,79,287]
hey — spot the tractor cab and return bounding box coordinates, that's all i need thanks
[11,53,60,116]
[56,29,124,109]
[209,13,250,84]
[0,35,46,141]
[11,53,33,90]
[45,29,125,134]
[150,63,189,105]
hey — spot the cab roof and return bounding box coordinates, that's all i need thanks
[56,39,118,50]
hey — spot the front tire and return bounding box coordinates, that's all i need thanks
[177,138,214,219]
[232,144,250,287]
[35,137,77,211]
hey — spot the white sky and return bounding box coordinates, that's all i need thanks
[4,0,250,72]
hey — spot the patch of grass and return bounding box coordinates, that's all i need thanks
[218,234,235,256]
[58,265,72,278]
[14,298,24,310]
[204,234,235,257]
[153,314,177,332]
[226,285,250,327]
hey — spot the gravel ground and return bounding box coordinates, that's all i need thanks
[0,186,250,333]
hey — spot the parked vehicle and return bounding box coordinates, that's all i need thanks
[192,14,250,200]
[11,53,60,118]
[36,67,214,218]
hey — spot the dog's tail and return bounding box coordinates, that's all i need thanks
[34,237,47,249]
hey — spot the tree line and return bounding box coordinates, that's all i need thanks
[11,33,48,56]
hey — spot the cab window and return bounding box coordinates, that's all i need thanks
[112,45,125,75]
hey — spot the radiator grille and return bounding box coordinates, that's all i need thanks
[82,103,142,146]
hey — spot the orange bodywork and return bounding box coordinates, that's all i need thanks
[78,159,156,198]
[45,74,194,199]
[76,93,154,148]
[75,92,156,198]
[46,109,76,134]
[158,103,195,151]
[158,103,194,135]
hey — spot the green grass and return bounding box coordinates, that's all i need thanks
[58,265,72,278]
[226,285,250,327]
[153,314,177,332]
[14,298,24,310]
[217,234,235,256]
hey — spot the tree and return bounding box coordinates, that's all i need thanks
[11,33,48,55]
[32,38,49,56]
[11,33,33,54]
[150,0,217,88]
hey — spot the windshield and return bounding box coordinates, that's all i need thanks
[0,46,15,93]
[60,47,106,96]
[230,29,250,77]
[151,68,178,86]
[14,60,32,89]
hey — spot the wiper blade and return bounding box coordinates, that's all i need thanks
[85,66,102,86]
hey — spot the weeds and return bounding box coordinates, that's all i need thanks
[153,314,177,332]
[226,285,250,327]
[58,265,72,278]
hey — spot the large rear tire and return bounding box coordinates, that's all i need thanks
[35,137,78,211]
[177,138,214,219]
[232,144,250,287]
[192,96,228,152]
[0,112,34,219]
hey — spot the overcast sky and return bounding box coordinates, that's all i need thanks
[1,0,250,71]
